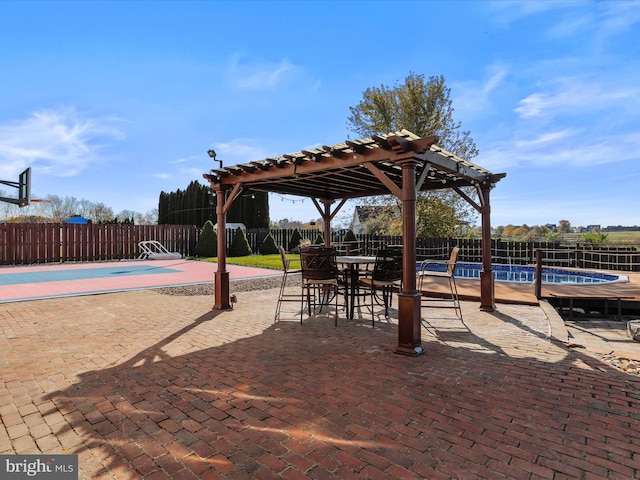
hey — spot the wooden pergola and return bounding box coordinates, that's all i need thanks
[203,129,506,356]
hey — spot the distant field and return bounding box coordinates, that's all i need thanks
[564,231,640,244]
[602,231,640,244]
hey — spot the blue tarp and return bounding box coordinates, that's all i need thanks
[65,216,89,224]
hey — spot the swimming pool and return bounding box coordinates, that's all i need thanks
[419,262,625,285]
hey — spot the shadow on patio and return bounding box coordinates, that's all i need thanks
[41,291,640,479]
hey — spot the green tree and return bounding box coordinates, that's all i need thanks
[196,220,218,257]
[343,229,357,243]
[581,232,608,245]
[530,225,550,239]
[159,182,268,228]
[347,72,478,237]
[259,233,279,255]
[558,219,572,234]
[511,226,529,239]
[348,72,478,159]
[359,205,402,235]
[288,228,302,252]
[544,231,564,242]
[158,181,213,227]
[229,227,252,257]
[415,191,474,238]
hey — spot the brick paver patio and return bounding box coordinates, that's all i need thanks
[1,287,639,479]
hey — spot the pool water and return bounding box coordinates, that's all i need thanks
[419,262,622,285]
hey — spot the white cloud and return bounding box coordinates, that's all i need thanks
[483,70,507,94]
[478,129,640,170]
[514,129,576,149]
[453,66,508,120]
[0,107,124,179]
[487,1,640,49]
[514,79,639,119]
[228,53,298,90]
[598,2,640,41]
[487,0,579,25]
[168,157,190,164]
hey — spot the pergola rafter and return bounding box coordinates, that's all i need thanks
[203,129,505,356]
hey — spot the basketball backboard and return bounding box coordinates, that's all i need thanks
[18,167,31,207]
[0,167,31,207]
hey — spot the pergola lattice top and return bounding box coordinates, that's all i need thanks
[204,129,504,201]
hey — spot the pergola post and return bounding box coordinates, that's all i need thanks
[213,186,232,310]
[322,200,332,246]
[395,159,424,356]
[479,183,496,312]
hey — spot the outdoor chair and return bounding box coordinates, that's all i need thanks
[137,240,182,260]
[358,248,403,327]
[299,246,342,326]
[274,245,302,322]
[418,246,462,319]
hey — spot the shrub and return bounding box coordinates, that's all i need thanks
[543,231,564,242]
[288,228,302,252]
[581,232,608,245]
[343,229,357,242]
[196,220,217,257]
[299,238,312,249]
[259,233,279,254]
[314,234,324,245]
[229,227,252,257]
[342,229,359,253]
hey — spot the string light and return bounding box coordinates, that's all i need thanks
[273,193,306,204]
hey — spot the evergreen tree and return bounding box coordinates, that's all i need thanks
[196,220,217,257]
[288,228,302,252]
[258,233,279,254]
[343,229,357,243]
[159,183,267,228]
[229,227,252,257]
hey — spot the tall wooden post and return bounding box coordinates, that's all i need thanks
[534,249,542,299]
[214,187,231,310]
[395,159,424,356]
[479,183,495,312]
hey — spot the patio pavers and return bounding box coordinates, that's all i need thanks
[1,287,640,479]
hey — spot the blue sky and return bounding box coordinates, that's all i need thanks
[1,0,639,229]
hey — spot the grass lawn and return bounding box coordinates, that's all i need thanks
[603,231,640,244]
[194,254,300,270]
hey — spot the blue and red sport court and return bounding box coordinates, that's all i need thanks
[0,259,278,303]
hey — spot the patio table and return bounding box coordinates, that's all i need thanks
[337,255,376,320]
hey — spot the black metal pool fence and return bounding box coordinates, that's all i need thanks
[2,223,639,271]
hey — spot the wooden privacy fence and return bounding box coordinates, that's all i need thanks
[0,223,197,265]
[2,223,640,271]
